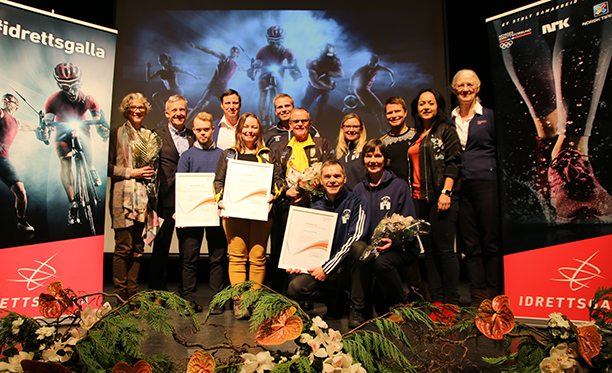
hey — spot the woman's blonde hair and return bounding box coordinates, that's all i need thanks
[234,112,264,153]
[335,113,367,159]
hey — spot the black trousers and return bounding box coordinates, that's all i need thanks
[457,179,501,291]
[286,241,370,311]
[176,225,228,303]
[149,207,175,291]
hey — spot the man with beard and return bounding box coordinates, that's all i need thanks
[149,94,196,298]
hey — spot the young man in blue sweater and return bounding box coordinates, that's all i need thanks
[176,112,227,314]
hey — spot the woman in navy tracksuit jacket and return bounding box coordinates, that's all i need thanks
[353,139,420,313]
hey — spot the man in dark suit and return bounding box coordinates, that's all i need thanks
[149,94,196,301]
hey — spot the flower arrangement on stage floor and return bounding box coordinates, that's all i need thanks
[1,280,610,373]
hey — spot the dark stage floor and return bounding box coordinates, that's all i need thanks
[101,254,508,372]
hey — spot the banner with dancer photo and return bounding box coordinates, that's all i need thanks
[487,0,612,322]
[0,0,116,317]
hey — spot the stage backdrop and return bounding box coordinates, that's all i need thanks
[487,0,612,323]
[0,0,116,317]
[111,1,448,141]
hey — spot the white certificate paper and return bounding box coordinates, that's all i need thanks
[175,172,219,227]
[223,159,273,221]
[278,206,337,272]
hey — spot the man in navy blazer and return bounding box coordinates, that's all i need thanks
[212,89,241,149]
[149,94,196,295]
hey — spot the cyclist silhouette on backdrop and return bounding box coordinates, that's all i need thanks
[248,26,302,128]
[37,62,109,227]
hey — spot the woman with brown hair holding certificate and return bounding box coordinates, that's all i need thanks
[214,112,283,319]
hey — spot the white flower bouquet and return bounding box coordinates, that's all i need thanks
[360,213,430,262]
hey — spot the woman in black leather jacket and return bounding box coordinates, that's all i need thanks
[408,89,462,308]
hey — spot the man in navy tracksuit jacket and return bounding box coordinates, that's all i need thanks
[286,160,370,328]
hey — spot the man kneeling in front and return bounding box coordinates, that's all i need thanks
[285,160,370,328]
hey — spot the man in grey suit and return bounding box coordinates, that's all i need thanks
[149,95,196,303]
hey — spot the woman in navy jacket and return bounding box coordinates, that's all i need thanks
[451,69,500,307]
[354,139,420,314]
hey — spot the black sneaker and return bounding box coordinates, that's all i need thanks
[68,202,80,225]
[209,303,224,315]
[348,307,367,329]
[185,302,203,315]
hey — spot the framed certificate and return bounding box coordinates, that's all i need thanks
[175,172,219,227]
[278,206,338,272]
[222,159,273,221]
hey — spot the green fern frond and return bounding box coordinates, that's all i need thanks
[206,282,310,332]
[342,340,377,372]
[372,318,415,353]
[391,305,435,329]
[344,330,416,372]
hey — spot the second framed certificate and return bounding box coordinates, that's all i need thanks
[222,159,273,221]
[175,172,219,227]
[278,206,338,272]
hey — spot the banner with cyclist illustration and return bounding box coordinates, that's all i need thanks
[487,0,612,322]
[0,0,116,316]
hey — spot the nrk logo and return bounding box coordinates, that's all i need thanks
[550,251,604,291]
[594,2,609,16]
[542,18,570,34]
[8,254,59,291]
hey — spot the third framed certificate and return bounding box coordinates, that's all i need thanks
[278,206,338,272]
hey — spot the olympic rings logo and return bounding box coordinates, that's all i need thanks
[499,41,514,49]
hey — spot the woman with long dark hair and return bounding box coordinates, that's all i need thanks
[408,89,462,308]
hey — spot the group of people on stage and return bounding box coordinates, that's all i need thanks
[108,68,501,328]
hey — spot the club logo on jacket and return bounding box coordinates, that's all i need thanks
[342,209,351,224]
[380,196,391,210]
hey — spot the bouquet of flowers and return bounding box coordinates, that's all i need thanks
[360,213,430,262]
[132,128,162,198]
[292,162,325,197]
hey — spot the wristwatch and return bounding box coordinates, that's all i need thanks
[441,189,452,196]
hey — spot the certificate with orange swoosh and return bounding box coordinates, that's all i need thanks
[278,206,338,272]
[175,172,219,227]
[223,159,274,221]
